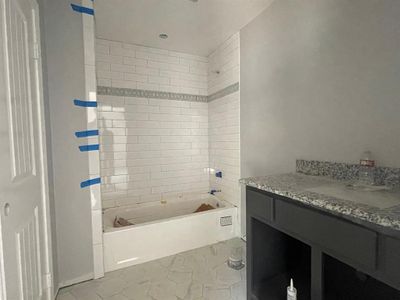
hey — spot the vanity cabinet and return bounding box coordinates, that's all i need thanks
[274,198,377,270]
[247,189,274,222]
[246,186,400,300]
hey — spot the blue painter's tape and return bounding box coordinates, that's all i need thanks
[73,99,97,107]
[75,129,99,138]
[71,4,94,15]
[79,144,99,152]
[80,177,101,188]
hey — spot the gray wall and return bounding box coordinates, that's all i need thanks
[41,0,94,286]
[241,0,400,178]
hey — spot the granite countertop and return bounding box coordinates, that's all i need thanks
[240,173,400,233]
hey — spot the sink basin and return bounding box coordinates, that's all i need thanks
[306,184,400,209]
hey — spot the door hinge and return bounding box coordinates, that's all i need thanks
[33,43,40,60]
[43,273,52,289]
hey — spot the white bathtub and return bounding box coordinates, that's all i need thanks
[103,194,238,272]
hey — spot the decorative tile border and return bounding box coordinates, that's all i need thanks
[97,81,240,103]
[97,86,208,102]
[296,159,400,186]
[208,82,240,102]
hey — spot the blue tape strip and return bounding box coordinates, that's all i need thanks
[75,130,99,138]
[79,144,100,152]
[74,99,97,107]
[71,4,94,15]
[80,177,101,188]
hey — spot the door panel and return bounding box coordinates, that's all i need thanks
[0,0,48,298]
[16,207,42,299]
[6,0,36,179]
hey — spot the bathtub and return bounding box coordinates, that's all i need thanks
[103,194,238,272]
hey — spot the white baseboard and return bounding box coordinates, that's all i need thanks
[57,272,94,290]
[53,286,59,300]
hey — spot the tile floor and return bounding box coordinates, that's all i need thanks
[57,238,246,300]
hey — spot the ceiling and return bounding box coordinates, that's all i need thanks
[94,0,274,57]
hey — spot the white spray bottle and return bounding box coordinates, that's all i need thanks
[287,278,297,300]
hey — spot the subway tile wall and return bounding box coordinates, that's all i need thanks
[96,39,208,96]
[96,40,210,208]
[208,33,241,208]
[96,36,240,211]
[98,95,209,208]
[208,33,240,95]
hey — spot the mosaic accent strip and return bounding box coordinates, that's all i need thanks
[208,82,240,102]
[97,82,240,103]
[97,86,208,103]
[296,159,400,186]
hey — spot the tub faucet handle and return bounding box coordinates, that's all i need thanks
[209,189,221,195]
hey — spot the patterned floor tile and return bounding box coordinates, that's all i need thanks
[56,238,246,300]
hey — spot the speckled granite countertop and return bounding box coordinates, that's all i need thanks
[240,173,400,233]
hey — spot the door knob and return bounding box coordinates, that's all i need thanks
[3,203,10,216]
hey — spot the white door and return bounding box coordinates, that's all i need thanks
[0,0,52,299]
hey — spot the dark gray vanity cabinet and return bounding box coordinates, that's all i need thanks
[246,186,400,300]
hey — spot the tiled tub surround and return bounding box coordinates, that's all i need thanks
[208,33,241,210]
[96,35,242,213]
[98,95,210,209]
[240,166,400,232]
[96,38,210,209]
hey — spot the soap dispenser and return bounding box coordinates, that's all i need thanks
[287,278,297,300]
